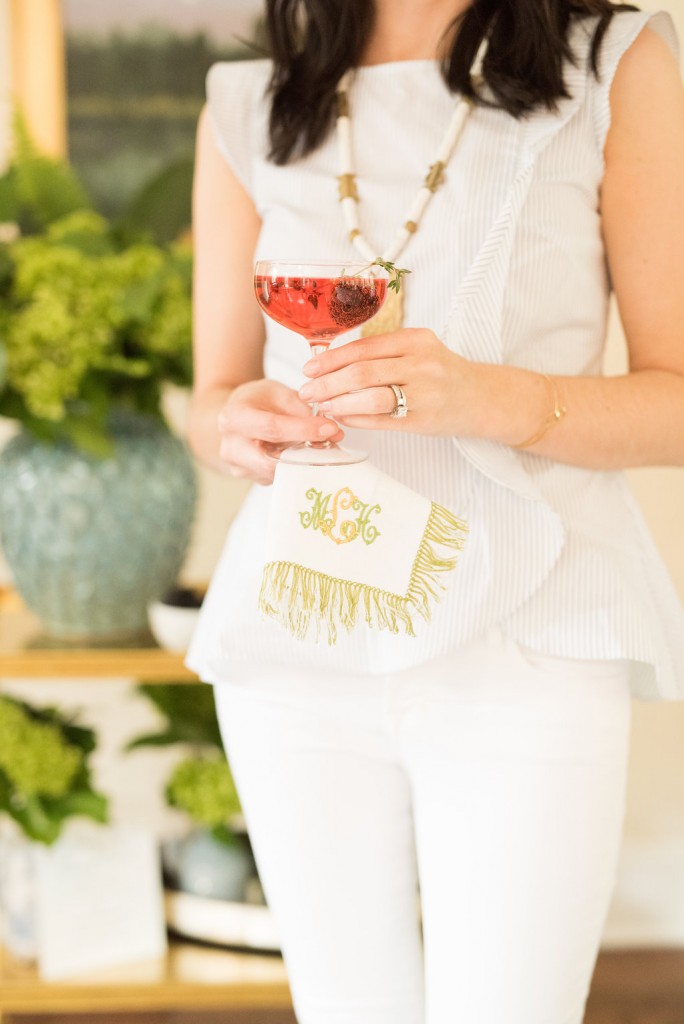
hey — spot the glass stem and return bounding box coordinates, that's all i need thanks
[308,343,327,420]
[304,342,333,450]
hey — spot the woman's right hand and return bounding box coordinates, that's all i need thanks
[217,379,344,484]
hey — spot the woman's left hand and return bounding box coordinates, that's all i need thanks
[298,328,480,436]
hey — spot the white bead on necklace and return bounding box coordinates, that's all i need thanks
[335,40,487,333]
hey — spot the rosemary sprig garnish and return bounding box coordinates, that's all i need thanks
[343,259,411,293]
[371,259,411,293]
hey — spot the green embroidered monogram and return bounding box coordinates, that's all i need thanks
[299,486,381,546]
[262,499,469,644]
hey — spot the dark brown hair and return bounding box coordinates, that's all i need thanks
[265,0,639,164]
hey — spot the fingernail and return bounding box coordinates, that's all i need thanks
[319,422,337,437]
[303,359,319,375]
[320,401,333,412]
[299,384,314,400]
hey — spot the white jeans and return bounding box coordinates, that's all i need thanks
[212,629,632,1024]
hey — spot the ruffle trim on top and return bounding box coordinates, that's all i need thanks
[439,12,680,674]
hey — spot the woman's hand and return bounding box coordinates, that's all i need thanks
[217,379,344,484]
[298,329,480,436]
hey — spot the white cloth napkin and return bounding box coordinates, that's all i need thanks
[259,459,468,644]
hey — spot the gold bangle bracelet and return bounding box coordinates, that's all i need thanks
[513,374,567,450]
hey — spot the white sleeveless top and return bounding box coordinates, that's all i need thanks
[187,10,684,701]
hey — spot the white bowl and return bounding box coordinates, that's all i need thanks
[147,599,201,653]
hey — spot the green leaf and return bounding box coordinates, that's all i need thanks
[12,113,91,231]
[0,394,61,443]
[61,421,115,458]
[211,823,239,847]
[51,787,109,824]
[125,728,193,750]
[0,168,20,223]
[117,158,193,245]
[96,354,152,378]
[0,768,14,813]
[56,386,116,457]
[370,259,411,293]
[129,684,223,749]
[0,242,14,292]
[8,794,63,845]
[6,789,108,845]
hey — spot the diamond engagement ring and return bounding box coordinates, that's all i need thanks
[388,384,408,419]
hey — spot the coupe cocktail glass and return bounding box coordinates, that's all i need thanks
[254,259,389,465]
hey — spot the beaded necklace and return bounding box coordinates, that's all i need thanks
[335,44,486,334]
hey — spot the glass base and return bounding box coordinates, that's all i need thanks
[266,442,368,467]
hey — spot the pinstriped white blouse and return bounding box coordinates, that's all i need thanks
[187,9,684,701]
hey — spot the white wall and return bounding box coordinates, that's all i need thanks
[600,306,684,946]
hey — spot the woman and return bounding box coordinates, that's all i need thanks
[186,2,684,1021]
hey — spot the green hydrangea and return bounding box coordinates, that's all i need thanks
[0,696,83,798]
[0,696,109,845]
[0,211,193,452]
[166,755,242,829]
[45,209,110,246]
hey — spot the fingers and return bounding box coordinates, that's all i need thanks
[216,379,346,484]
[219,435,276,485]
[218,380,340,445]
[320,385,398,418]
[302,334,405,377]
[299,358,403,405]
[334,413,409,431]
[265,380,315,418]
[222,405,339,445]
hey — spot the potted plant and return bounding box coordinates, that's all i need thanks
[0,123,197,639]
[0,693,109,959]
[147,584,205,654]
[127,684,256,903]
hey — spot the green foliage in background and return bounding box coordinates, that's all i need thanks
[166,755,242,846]
[126,683,223,750]
[127,684,242,846]
[0,116,90,234]
[0,124,193,456]
[0,695,109,845]
[117,158,194,246]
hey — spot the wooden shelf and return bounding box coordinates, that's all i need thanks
[0,591,293,1020]
[0,589,199,681]
[0,940,291,1013]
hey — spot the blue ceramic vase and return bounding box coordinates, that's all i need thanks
[171,828,256,903]
[0,412,197,639]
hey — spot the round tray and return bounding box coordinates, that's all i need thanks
[164,887,281,954]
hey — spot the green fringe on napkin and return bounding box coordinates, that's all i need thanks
[259,501,468,645]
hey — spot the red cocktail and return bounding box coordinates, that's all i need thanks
[254,260,389,465]
[254,273,387,344]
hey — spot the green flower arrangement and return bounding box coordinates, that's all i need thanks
[0,122,193,456]
[0,695,109,845]
[127,684,244,847]
[166,754,242,847]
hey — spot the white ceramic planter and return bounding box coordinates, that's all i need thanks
[0,831,40,961]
